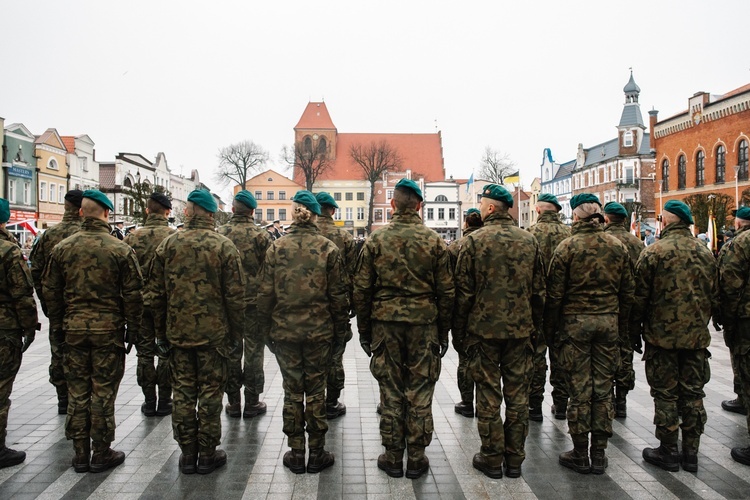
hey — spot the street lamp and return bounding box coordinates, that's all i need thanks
[734,165,741,207]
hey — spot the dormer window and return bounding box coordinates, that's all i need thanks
[624,131,633,148]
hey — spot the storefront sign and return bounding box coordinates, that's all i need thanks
[8,166,33,179]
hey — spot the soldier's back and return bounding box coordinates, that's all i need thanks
[528,212,571,271]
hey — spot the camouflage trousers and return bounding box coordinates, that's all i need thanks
[48,326,66,391]
[738,347,750,436]
[733,319,750,433]
[615,338,635,392]
[225,307,264,400]
[529,339,547,407]
[548,332,568,407]
[644,343,710,450]
[170,346,227,449]
[559,314,618,443]
[274,339,331,450]
[456,352,474,403]
[467,336,531,467]
[136,308,170,399]
[0,331,22,447]
[327,323,352,397]
[370,321,440,459]
[64,333,125,446]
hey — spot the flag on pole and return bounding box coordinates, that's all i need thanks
[503,171,520,185]
[466,172,474,193]
[707,214,717,254]
[630,211,638,236]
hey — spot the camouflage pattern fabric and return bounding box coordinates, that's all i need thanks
[369,321,440,455]
[256,220,349,449]
[604,222,645,393]
[124,214,176,397]
[274,340,331,449]
[169,346,227,448]
[643,343,709,449]
[217,213,272,399]
[527,211,571,407]
[466,336,531,467]
[0,331,22,447]
[545,220,634,443]
[149,214,245,449]
[735,318,750,436]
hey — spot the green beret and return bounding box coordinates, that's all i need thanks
[83,189,114,211]
[603,202,628,218]
[735,207,750,221]
[466,208,481,216]
[291,190,322,216]
[0,198,9,224]
[234,190,257,210]
[537,193,562,211]
[394,178,423,201]
[315,192,338,209]
[481,184,514,208]
[664,200,693,225]
[570,193,601,210]
[187,189,218,213]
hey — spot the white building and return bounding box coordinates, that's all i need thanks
[423,180,460,241]
[169,169,200,217]
[99,152,172,222]
[62,134,98,191]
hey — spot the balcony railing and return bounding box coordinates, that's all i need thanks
[616,179,639,189]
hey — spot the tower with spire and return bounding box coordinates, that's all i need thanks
[618,70,646,155]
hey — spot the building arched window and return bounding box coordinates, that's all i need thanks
[623,130,633,147]
[738,139,749,181]
[696,150,705,187]
[434,195,448,202]
[661,159,670,192]
[716,145,726,183]
[318,137,327,156]
[303,136,312,154]
[123,177,132,188]
[677,155,686,189]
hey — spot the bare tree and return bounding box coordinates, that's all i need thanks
[479,146,516,184]
[215,140,268,190]
[122,182,171,226]
[349,140,403,234]
[281,140,333,191]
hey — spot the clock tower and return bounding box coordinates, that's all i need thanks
[294,101,338,161]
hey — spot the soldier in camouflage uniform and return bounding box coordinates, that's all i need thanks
[0,198,38,469]
[716,207,750,466]
[124,192,175,417]
[527,193,570,422]
[354,179,454,480]
[29,189,82,414]
[43,190,143,473]
[602,202,644,419]
[448,207,483,418]
[315,192,357,420]
[453,185,545,479]
[545,194,634,475]
[150,190,245,475]
[633,200,718,473]
[257,191,349,474]
[218,190,272,419]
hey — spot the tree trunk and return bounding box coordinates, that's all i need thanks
[367,181,376,235]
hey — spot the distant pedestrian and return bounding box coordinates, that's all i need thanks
[644,229,655,246]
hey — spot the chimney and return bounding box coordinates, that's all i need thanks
[648,108,659,153]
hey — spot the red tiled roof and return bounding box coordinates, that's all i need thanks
[720,82,750,100]
[60,136,76,153]
[294,102,336,130]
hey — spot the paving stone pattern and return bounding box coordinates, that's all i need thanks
[2,305,750,499]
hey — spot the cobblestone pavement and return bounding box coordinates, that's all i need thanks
[1,306,749,499]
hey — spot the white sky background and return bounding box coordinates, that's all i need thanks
[2,0,749,201]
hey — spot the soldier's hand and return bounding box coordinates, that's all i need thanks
[360,341,371,357]
[124,328,136,354]
[156,339,171,357]
[22,330,35,353]
[630,333,643,354]
[439,343,449,358]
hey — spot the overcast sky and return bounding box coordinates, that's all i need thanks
[2,0,749,200]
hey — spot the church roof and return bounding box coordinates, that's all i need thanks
[619,104,645,128]
[623,71,640,94]
[295,102,336,130]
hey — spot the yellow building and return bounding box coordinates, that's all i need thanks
[35,128,69,228]
[236,169,305,226]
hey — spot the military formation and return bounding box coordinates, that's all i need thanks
[0,179,749,482]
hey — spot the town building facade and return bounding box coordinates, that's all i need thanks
[240,169,305,226]
[423,180,460,241]
[1,122,38,241]
[62,134,98,192]
[35,128,69,228]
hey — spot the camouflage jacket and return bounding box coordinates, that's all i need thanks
[718,225,750,329]
[453,212,545,342]
[124,214,175,308]
[353,208,454,345]
[448,226,480,270]
[632,221,719,350]
[528,211,571,275]
[217,214,272,309]
[42,218,143,335]
[256,220,349,343]
[150,215,246,348]
[29,210,82,312]
[0,227,38,332]
[317,214,357,303]
[603,222,644,267]
[545,220,634,339]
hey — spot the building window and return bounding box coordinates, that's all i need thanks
[449,208,456,220]
[426,208,434,220]
[624,131,633,147]
[716,145,726,183]
[661,159,669,192]
[386,209,392,221]
[48,158,58,170]
[345,207,353,220]
[345,192,353,201]
[255,209,263,222]
[318,137,327,156]
[81,157,88,172]
[625,167,633,184]
[334,208,342,221]
[438,208,445,220]
[39,181,47,201]
[23,182,30,205]
[279,191,286,200]
[476,194,482,203]
[739,139,749,181]
[386,190,394,200]
[255,191,262,200]
[278,209,286,221]
[59,185,65,203]
[357,192,365,201]
[696,150,705,187]
[435,195,448,202]
[304,136,312,154]
[266,209,274,221]
[334,192,341,201]
[357,207,365,220]
[374,208,383,222]
[8,180,15,203]
[267,191,274,200]
[677,155,686,189]
[50,183,56,202]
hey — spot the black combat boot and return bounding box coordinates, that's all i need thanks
[590,447,608,474]
[243,391,267,418]
[377,449,404,478]
[722,398,748,415]
[89,444,125,473]
[197,447,227,474]
[406,446,429,479]
[0,443,25,469]
[56,386,68,415]
[307,448,334,473]
[141,386,157,417]
[615,388,628,419]
[71,439,90,473]
[155,387,172,416]
[283,448,306,474]
[551,399,567,420]
[225,392,241,418]
[731,446,750,466]
[325,389,346,420]
[472,453,503,479]
[454,400,474,418]
[529,404,543,422]
[642,443,680,472]
[681,447,698,472]
[178,443,198,474]
[559,435,591,474]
